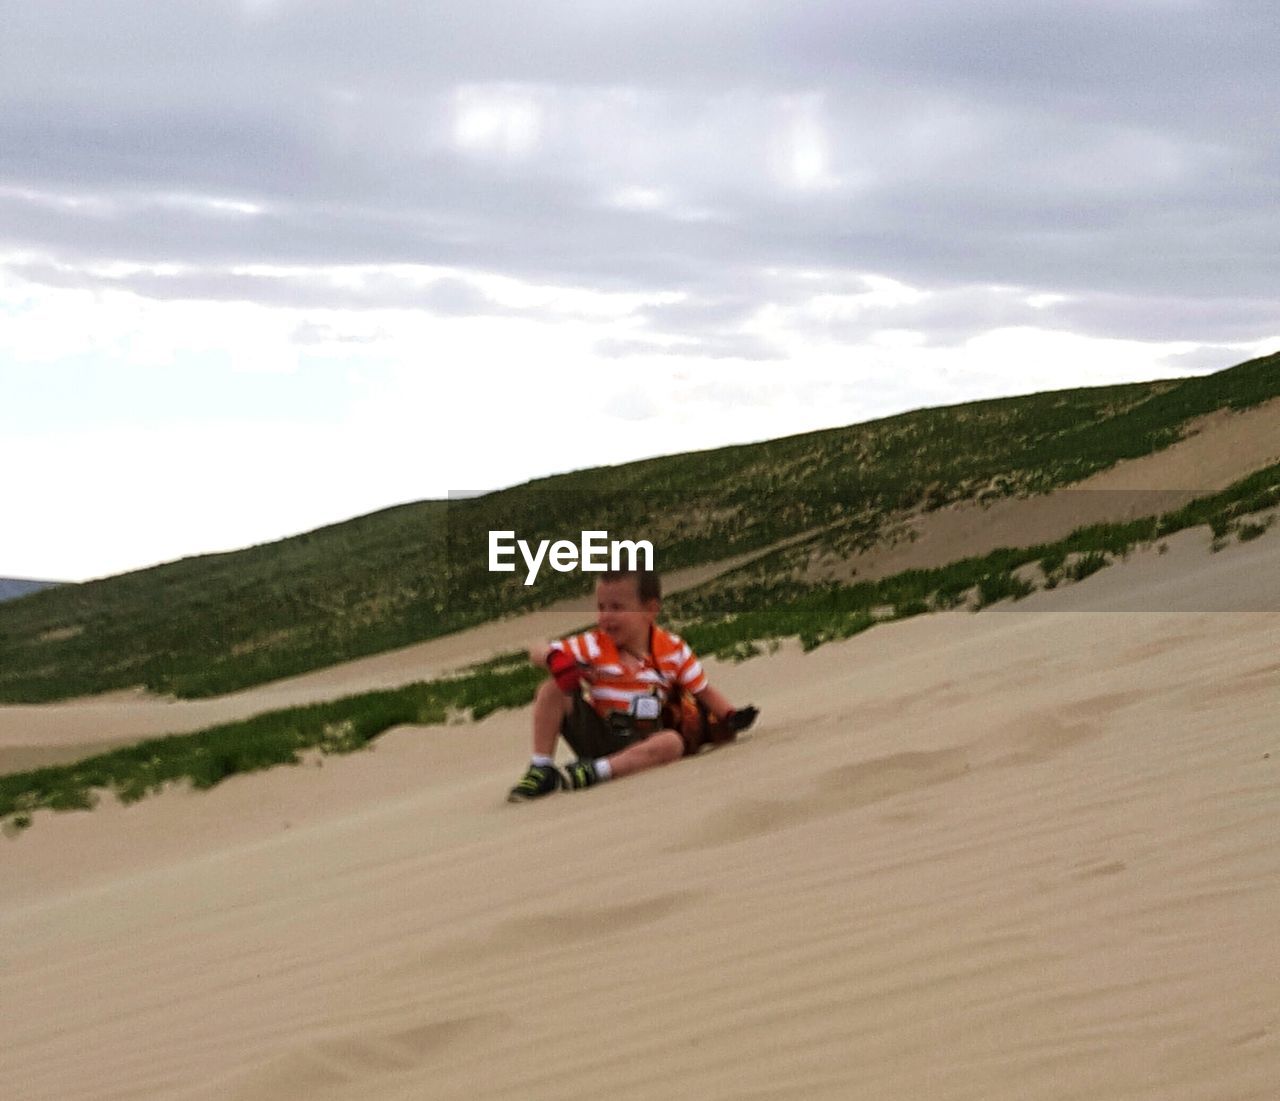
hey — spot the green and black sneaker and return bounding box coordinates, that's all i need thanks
[507,763,565,803]
[564,759,601,791]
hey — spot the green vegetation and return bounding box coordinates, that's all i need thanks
[1,352,1277,702]
[1066,552,1111,583]
[2,663,542,830]
[3,459,1277,833]
[975,570,1036,608]
[1237,519,1273,542]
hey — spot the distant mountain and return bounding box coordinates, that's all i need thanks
[0,578,63,603]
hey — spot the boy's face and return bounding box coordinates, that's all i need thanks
[596,576,659,653]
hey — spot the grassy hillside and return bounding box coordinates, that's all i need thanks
[1,351,1276,703]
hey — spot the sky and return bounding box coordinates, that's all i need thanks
[2,0,1278,582]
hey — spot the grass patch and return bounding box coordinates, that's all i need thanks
[974,570,1036,608]
[1065,551,1110,583]
[1238,519,1271,542]
[892,599,931,619]
[1039,547,1068,576]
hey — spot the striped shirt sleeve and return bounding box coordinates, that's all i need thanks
[673,640,709,694]
[550,630,604,668]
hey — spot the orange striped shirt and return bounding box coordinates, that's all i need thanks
[550,625,708,718]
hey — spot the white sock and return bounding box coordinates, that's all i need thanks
[531,754,555,768]
[593,757,613,781]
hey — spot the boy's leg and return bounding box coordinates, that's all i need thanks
[600,729,684,779]
[508,680,575,802]
[561,710,681,790]
[532,678,574,757]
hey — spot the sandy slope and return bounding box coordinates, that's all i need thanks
[3,527,1278,1100]
[809,395,1280,584]
[4,396,1277,773]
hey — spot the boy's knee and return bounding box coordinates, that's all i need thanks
[536,677,565,701]
[535,677,574,715]
[650,730,685,764]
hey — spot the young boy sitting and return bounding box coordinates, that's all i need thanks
[508,568,759,801]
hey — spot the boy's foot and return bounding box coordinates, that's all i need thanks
[507,763,565,802]
[564,759,601,791]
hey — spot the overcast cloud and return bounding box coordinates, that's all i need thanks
[2,1,1278,579]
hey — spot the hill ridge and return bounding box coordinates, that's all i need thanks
[0,351,1276,702]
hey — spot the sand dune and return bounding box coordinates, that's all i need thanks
[3,524,1278,1100]
[4,398,1277,772]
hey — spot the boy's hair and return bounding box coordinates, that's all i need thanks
[600,569,662,604]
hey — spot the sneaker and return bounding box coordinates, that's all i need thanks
[564,759,601,791]
[507,763,565,802]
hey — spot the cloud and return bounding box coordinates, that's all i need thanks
[595,334,781,362]
[1158,343,1271,374]
[771,281,1280,348]
[2,1,1275,331]
[3,1,1278,577]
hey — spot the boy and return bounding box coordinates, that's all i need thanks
[508,569,758,801]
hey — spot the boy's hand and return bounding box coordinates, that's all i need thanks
[546,648,583,693]
[726,705,759,733]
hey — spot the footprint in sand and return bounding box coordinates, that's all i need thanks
[407,890,700,978]
[677,748,971,851]
[486,890,697,951]
[682,692,1142,852]
[977,690,1142,768]
[222,1012,512,1098]
[1074,859,1128,879]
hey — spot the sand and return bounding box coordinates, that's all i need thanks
[3,400,1279,1099]
[3,516,1278,1099]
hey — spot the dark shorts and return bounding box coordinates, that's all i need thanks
[559,692,655,760]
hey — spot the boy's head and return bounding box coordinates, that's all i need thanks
[596,570,661,652]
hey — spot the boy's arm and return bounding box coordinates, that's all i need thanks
[531,638,585,694]
[693,683,735,722]
[679,638,758,731]
[693,682,759,732]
